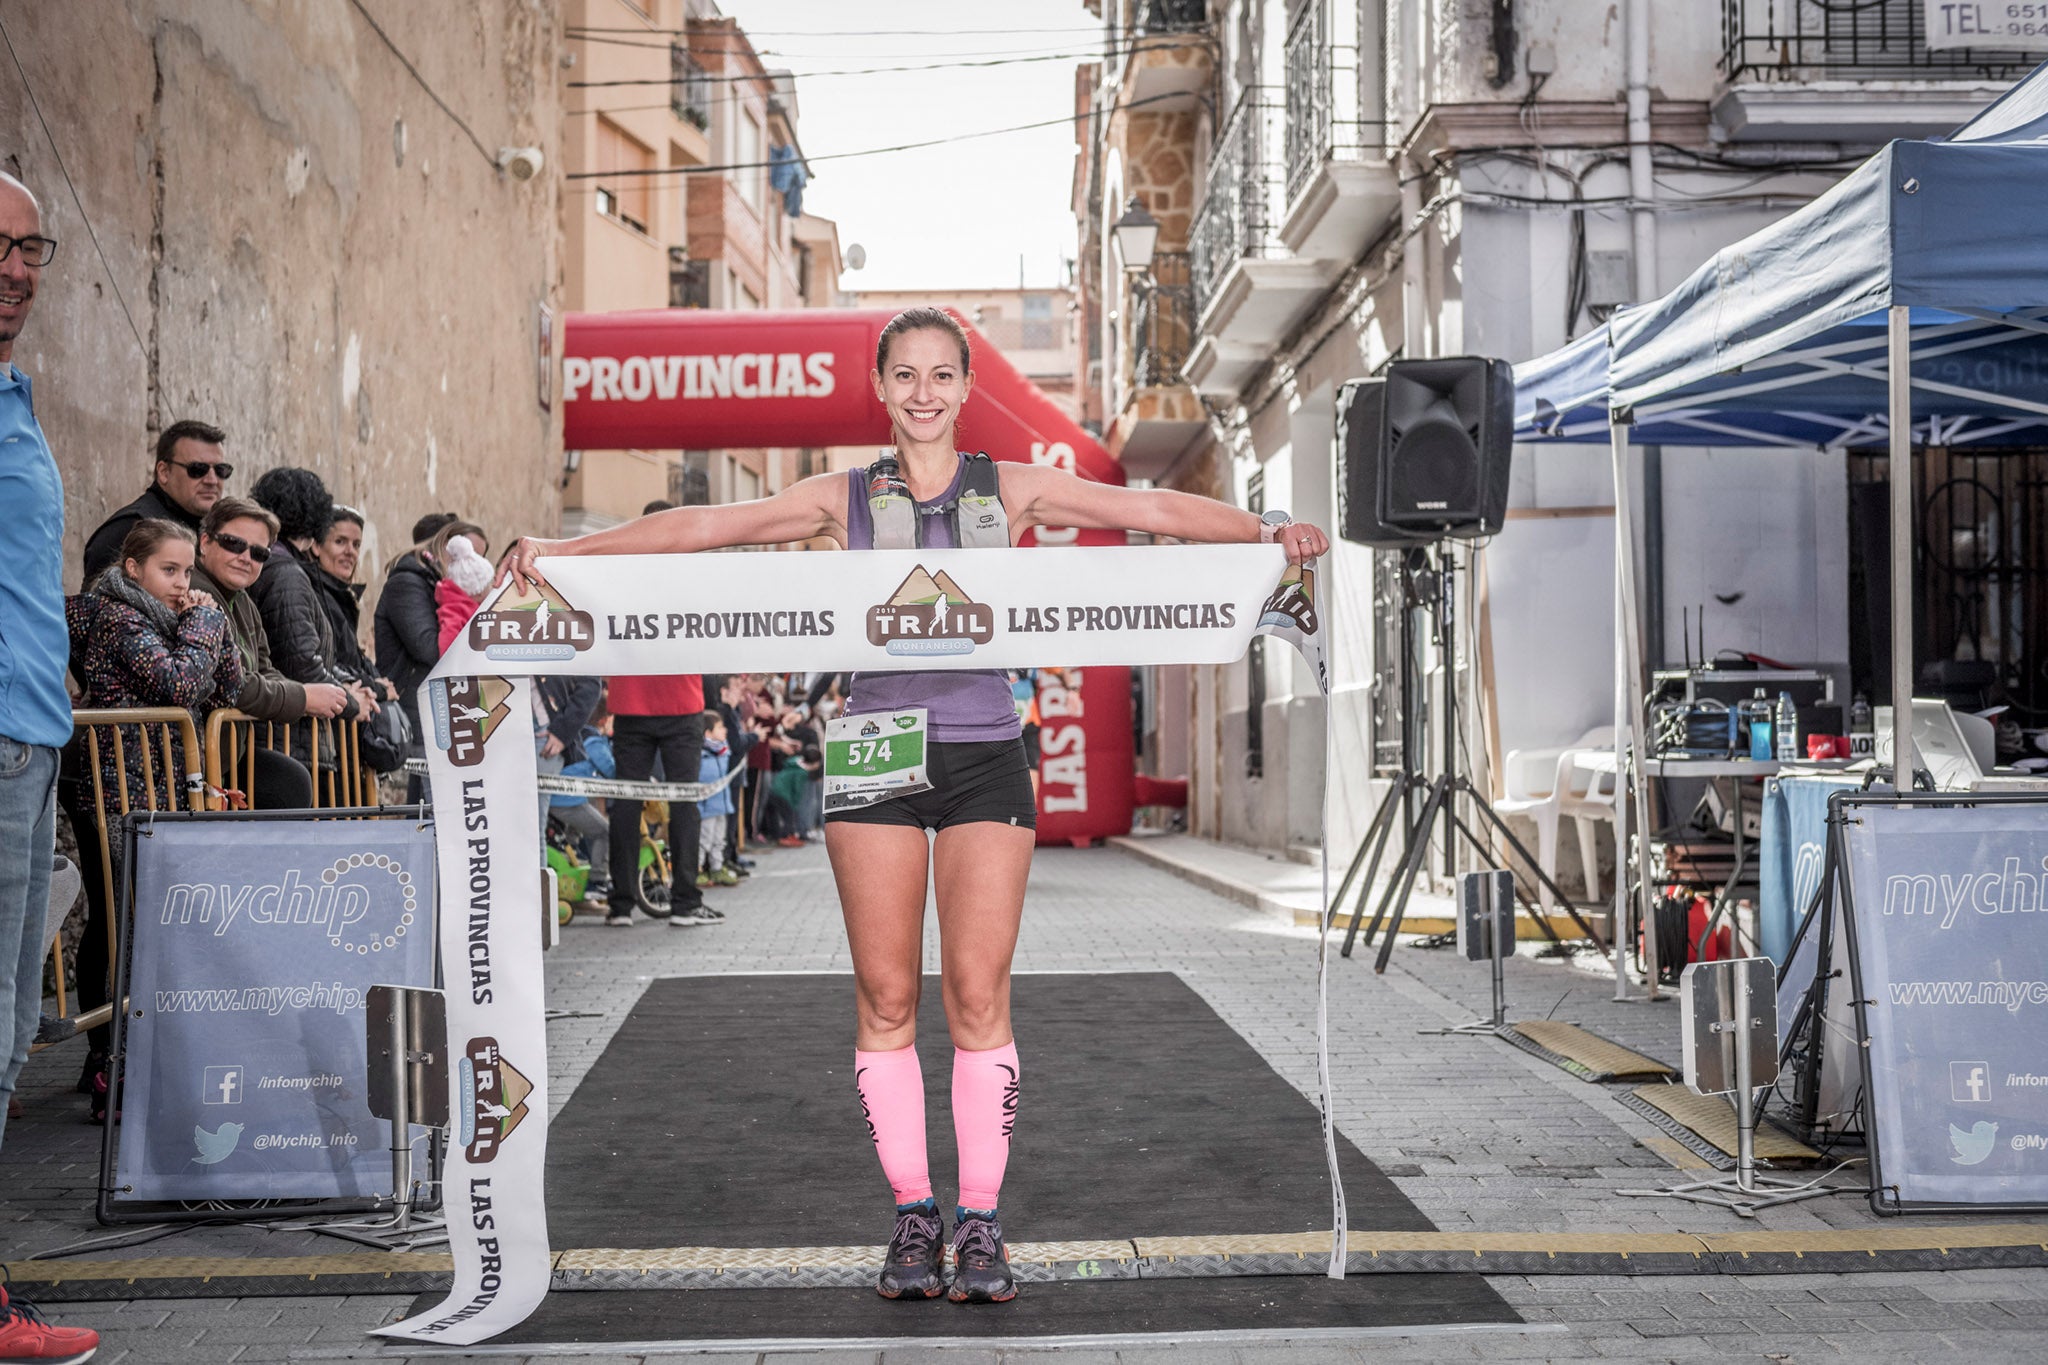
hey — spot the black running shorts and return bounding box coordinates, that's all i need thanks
[824,738,1037,832]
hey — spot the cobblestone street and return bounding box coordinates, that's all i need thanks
[6,838,2046,1363]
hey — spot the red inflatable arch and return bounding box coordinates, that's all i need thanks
[562,307,1167,846]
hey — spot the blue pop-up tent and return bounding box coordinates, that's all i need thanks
[1511,60,2048,986]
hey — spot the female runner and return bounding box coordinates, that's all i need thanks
[499,307,1329,1303]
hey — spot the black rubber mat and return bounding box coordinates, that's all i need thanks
[463,1275,1517,1343]
[546,971,1432,1245]
[419,971,1517,1340]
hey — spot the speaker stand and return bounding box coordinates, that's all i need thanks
[1325,547,1609,972]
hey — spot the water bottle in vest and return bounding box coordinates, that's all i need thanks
[867,451,917,550]
[1774,691,1799,762]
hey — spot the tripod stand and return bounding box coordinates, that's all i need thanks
[1326,546,1610,972]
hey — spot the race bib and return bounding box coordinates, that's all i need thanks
[823,708,931,812]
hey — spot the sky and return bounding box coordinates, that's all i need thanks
[713,0,1103,294]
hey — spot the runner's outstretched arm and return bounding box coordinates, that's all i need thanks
[1000,462,1330,566]
[496,472,849,592]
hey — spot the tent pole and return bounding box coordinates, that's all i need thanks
[1887,305,1917,785]
[1610,421,1655,1000]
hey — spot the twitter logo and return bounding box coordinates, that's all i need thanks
[193,1121,245,1165]
[1949,1120,1998,1166]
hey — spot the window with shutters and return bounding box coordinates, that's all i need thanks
[593,117,653,236]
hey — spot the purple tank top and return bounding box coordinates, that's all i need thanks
[842,458,1021,744]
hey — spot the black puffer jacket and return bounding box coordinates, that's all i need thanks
[310,563,379,690]
[248,540,358,715]
[373,552,442,713]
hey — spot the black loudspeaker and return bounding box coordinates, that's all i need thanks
[1336,378,1430,548]
[1378,356,1514,540]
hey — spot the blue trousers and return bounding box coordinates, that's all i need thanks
[0,736,58,1152]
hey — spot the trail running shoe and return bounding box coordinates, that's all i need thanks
[875,1201,946,1300]
[0,1279,99,1363]
[946,1210,1016,1303]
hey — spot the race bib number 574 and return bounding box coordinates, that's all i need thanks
[823,709,931,812]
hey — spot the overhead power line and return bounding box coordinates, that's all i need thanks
[567,38,1205,89]
[569,32,1133,60]
[564,91,1194,189]
[566,24,1118,37]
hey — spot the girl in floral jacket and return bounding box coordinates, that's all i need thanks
[63,518,242,1121]
[66,519,243,813]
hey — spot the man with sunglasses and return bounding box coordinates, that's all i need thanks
[80,418,232,583]
[0,172,106,1362]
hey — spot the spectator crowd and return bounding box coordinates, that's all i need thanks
[49,455,857,1082]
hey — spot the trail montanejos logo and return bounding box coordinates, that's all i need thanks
[1259,564,1320,637]
[866,566,995,656]
[431,676,517,768]
[460,1036,534,1164]
[468,577,595,662]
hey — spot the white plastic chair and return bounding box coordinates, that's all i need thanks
[1557,726,1618,902]
[1493,744,1569,910]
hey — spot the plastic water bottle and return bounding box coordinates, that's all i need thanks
[867,451,917,549]
[1744,688,1772,761]
[1849,693,1874,759]
[1775,692,1799,762]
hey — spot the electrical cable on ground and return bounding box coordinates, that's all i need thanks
[0,14,147,358]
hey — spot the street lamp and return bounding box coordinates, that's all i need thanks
[1112,196,1159,276]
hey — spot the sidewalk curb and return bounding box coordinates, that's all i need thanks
[1107,835,1305,924]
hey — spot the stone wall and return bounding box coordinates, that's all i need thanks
[0,0,563,591]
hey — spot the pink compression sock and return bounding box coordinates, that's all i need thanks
[952,1041,1020,1211]
[854,1045,932,1205]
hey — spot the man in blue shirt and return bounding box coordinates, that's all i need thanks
[0,171,102,1361]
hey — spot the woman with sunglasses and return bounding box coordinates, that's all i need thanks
[189,496,343,809]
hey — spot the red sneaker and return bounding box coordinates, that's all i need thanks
[777,835,806,848]
[0,1282,98,1363]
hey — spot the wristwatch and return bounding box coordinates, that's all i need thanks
[1258,509,1292,544]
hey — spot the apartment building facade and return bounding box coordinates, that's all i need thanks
[1079,0,2032,865]
[561,0,841,532]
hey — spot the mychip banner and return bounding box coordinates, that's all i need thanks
[116,817,436,1201]
[1840,799,2048,1210]
[377,544,1334,1345]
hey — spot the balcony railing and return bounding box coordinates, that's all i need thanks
[670,46,711,129]
[1283,0,1374,201]
[1721,0,2035,81]
[1134,0,1208,34]
[1132,250,1193,388]
[1190,89,1281,318]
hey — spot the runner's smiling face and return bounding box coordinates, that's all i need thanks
[871,327,973,453]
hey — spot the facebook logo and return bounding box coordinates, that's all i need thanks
[202,1065,244,1106]
[1951,1061,1992,1104]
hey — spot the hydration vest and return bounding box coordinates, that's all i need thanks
[865,451,1011,550]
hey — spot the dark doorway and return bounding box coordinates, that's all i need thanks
[1847,447,2048,727]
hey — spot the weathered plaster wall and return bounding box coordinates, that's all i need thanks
[0,0,562,590]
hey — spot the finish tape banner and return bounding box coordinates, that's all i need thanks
[118,818,436,1201]
[1840,800,2048,1210]
[378,544,1332,1345]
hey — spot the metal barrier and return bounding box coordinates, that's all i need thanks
[203,709,373,810]
[53,708,207,1036]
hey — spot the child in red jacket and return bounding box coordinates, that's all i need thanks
[434,533,494,653]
